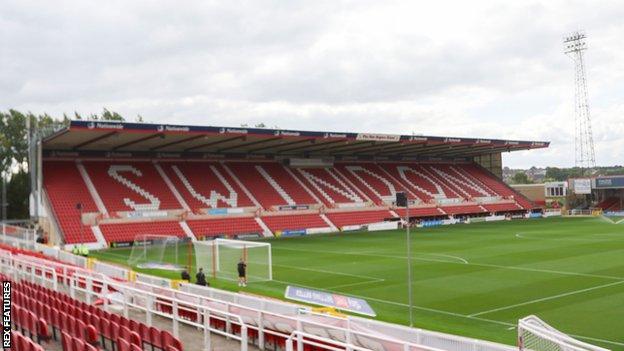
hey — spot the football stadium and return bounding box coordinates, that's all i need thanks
[2,118,624,351]
[4,3,624,351]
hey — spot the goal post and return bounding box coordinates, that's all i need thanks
[127,234,190,271]
[194,238,272,282]
[518,315,610,351]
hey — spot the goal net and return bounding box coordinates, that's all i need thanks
[128,235,188,271]
[194,238,272,282]
[518,315,609,351]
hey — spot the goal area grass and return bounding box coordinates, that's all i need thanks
[90,217,624,350]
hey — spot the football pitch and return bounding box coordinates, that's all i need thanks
[91,217,624,349]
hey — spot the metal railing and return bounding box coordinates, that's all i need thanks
[70,272,249,351]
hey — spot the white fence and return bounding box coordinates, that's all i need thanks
[70,273,249,351]
[179,283,517,351]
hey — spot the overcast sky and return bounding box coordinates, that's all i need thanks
[2,1,623,168]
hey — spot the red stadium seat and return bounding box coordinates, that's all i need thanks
[149,326,164,350]
[85,324,99,346]
[71,337,85,351]
[61,331,72,351]
[117,338,131,351]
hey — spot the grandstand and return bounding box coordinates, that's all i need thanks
[10,119,624,351]
[36,120,547,247]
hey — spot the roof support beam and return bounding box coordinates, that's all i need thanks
[377,143,427,155]
[248,138,315,153]
[73,131,118,150]
[311,141,375,153]
[217,137,282,152]
[150,134,205,151]
[399,143,466,156]
[351,142,403,154]
[442,146,530,158]
[184,136,245,152]
[112,133,164,150]
[277,140,342,154]
[426,144,493,157]
[412,143,484,156]
[334,142,399,155]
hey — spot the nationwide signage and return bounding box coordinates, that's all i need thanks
[285,286,376,316]
[87,122,124,130]
[219,128,249,134]
[274,130,301,137]
[157,125,190,132]
[323,133,348,139]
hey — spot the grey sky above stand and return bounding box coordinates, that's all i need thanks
[3,1,624,168]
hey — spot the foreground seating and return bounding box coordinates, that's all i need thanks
[11,330,45,351]
[8,275,184,351]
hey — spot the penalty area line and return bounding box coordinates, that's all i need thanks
[324,278,386,290]
[272,263,383,281]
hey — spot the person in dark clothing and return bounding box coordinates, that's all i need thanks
[195,267,208,286]
[181,269,191,282]
[237,258,247,287]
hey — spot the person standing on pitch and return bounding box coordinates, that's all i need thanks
[181,268,191,282]
[237,258,247,287]
[196,267,208,286]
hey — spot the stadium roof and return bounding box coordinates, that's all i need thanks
[42,120,549,159]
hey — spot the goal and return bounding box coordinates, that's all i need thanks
[128,235,189,271]
[194,238,272,282]
[518,315,609,351]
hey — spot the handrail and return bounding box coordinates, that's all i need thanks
[70,272,249,351]
[284,330,448,351]
[0,254,58,291]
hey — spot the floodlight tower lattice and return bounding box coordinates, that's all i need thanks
[563,31,596,170]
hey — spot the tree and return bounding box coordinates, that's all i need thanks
[6,170,29,219]
[0,109,125,220]
[72,108,125,121]
[101,108,125,121]
[512,172,531,184]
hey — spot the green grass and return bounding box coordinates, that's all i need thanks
[90,217,624,350]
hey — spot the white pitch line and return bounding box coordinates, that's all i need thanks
[325,278,386,290]
[599,215,616,224]
[469,280,624,317]
[425,253,468,264]
[515,232,614,243]
[274,246,624,280]
[272,263,383,281]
